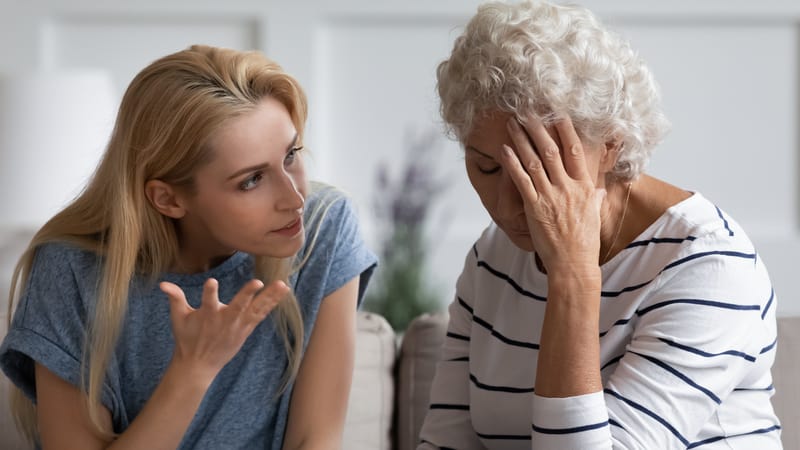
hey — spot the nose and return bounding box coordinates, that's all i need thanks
[275,172,304,213]
[494,170,524,222]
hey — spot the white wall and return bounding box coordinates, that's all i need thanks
[0,0,798,316]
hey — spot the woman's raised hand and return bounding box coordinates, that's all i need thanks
[160,278,289,381]
[500,115,605,273]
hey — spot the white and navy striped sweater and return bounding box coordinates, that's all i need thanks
[418,193,781,449]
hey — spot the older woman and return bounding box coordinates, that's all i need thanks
[418,1,781,449]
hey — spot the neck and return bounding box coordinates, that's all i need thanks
[599,180,633,265]
[173,235,236,273]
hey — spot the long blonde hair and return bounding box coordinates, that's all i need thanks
[7,44,308,443]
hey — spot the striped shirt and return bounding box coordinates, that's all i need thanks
[418,193,781,449]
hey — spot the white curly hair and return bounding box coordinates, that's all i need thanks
[436,0,670,180]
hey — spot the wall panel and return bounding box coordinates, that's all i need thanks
[42,14,261,99]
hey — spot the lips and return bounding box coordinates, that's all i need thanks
[279,218,300,230]
[272,217,303,236]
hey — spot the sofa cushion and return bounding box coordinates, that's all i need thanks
[343,311,396,450]
[395,311,449,450]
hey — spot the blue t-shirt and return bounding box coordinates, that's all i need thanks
[0,183,377,449]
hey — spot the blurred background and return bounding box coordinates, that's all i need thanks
[0,0,798,322]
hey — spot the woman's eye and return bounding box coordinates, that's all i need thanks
[285,146,304,166]
[239,172,263,191]
[477,165,501,175]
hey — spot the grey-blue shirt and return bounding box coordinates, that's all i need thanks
[0,184,377,449]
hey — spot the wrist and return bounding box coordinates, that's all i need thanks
[165,358,218,392]
[546,263,601,285]
[546,265,602,303]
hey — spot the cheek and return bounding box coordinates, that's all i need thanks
[289,160,308,193]
[466,169,497,206]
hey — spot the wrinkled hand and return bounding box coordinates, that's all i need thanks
[160,278,289,380]
[500,115,605,273]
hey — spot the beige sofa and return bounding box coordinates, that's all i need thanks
[0,309,798,449]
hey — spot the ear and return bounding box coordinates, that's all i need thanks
[145,179,187,219]
[600,139,623,173]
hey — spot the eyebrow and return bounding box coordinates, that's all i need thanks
[465,145,495,160]
[226,133,299,180]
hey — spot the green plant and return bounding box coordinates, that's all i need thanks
[362,129,449,332]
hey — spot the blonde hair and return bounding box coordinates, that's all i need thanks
[437,0,671,180]
[7,44,309,443]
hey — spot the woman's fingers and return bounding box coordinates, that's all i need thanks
[163,278,289,376]
[227,279,288,323]
[200,278,220,310]
[509,116,569,186]
[227,279,265,313]
[554,116,592,181]
[160,281,193,318]
[168,277,287,327]
[248,280,289,320]
[501,144,539,203]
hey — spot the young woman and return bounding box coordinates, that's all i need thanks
[0,45,377,449]
[419,1,781,448]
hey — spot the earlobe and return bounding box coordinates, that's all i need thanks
[144,180,186,219]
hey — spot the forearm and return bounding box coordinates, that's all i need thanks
[107,360,214,450]
[535,265,602,398]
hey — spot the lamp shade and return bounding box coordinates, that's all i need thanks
[0,70,116,230]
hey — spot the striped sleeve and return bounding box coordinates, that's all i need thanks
[532,392,612,448]
[418,247,485,450]
[601,234,778,448]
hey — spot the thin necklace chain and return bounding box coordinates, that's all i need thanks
[602,182,632,265]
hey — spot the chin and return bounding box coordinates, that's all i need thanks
[503,229,535,253]
[264,236,305,259]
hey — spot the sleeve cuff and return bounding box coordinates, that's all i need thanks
[532,391,609,430]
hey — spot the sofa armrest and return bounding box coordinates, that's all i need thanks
[773,316,800,449]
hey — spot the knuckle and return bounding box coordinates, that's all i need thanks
[527,160,543,172]
[569,143,583,156]
[251,298,276,318]
[541,145,560,159]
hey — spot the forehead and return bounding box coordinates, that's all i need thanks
[468,111,514,139]
[213,97,294,143]
[465,111,515,155]
[208,98,295,158]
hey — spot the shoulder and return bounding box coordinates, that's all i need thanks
[637,192,772,313]
[297,180,374,267]
[30,240,101,281]
[620,192,758,271]
[293,182,377,306]
[303,182,358,232]
[17,241,103,320]
[663,192,751,244]
[656,193,764,280]
[8,241,99,343]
